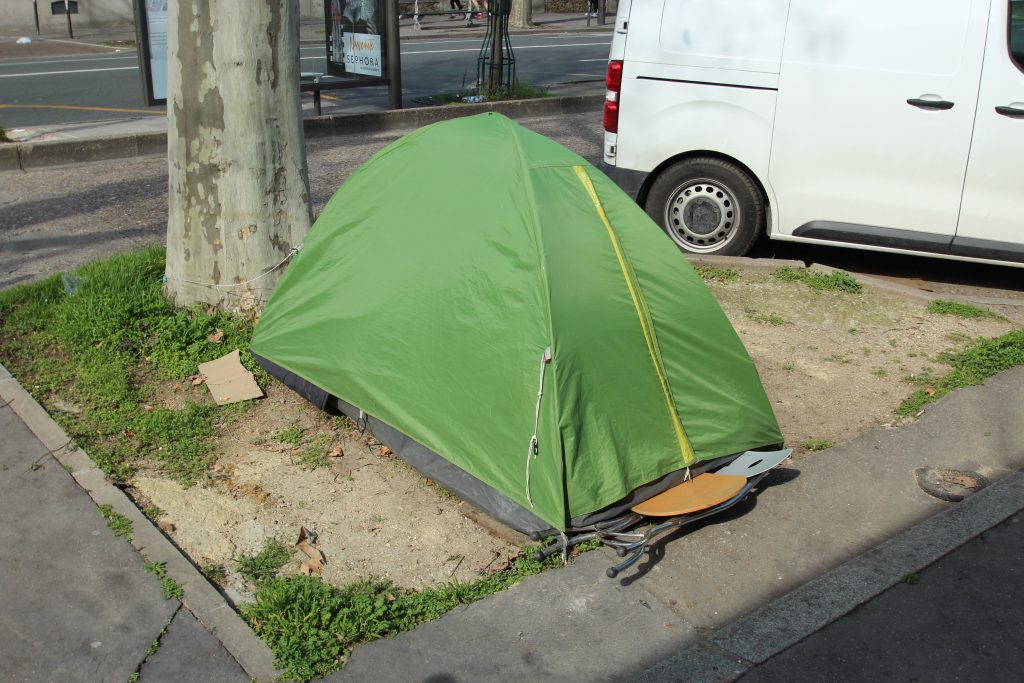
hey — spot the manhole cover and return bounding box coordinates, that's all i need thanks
[915,468,988,502]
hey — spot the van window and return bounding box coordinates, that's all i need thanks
[1011,0,1024,71]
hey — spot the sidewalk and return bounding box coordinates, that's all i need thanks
[1,12,610,145]
[4,353,1021,681]
[0,365,277,681]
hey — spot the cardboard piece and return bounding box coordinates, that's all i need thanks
[296,527,326,575]
[197,350,264,405]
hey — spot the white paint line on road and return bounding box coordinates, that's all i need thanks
[579,58,608,61]
[0,66,138,79]
[0,54,139,68]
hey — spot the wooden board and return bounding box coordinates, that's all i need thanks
[631,473,748,517]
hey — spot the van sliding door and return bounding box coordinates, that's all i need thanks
[954,0,1024,263]
[769,0,989,251]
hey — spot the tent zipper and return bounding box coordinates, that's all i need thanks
[525,346,553,506]
[572,166,696,466]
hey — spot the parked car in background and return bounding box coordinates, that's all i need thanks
[601,0,1024,267]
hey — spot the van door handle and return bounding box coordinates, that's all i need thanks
[907,98,955,110]
[995,105,1024,118]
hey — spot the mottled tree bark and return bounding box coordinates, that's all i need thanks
[509,0,533,28]
[165,0,312,312]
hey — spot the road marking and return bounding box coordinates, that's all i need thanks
[0,66,137,79]
[0,54,139,68]
[579,58,608,61]
[566,73,603,78]
[0,103,161,114]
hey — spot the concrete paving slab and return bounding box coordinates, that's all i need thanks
[330,550,691,683]
[0,370,282,682]
[741,513,1024,682]
[0,402,178,682]
[138,608,249,683]
[630,366,1024,631]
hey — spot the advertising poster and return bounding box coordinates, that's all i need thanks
[144,0,168,101]
[327,0,385,80]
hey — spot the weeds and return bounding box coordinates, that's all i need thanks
[694,264,740,283]
[773,266,863,294]
[927,299,998,320]
[897,328,1024,415]
[799,440,834,451]
[242,547,560,681]
[273,425,304,447]
[0,247,265,486]
[901,572,921,585]
[201,563,227,583]
[747,309,787,326]
[298,435,331,470]
[142,560,182,599]
[98,504,133,540]
[237,539,292,587]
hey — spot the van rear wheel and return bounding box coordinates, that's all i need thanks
[645,157,765,257]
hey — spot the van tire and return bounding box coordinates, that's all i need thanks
[645,157,765,257]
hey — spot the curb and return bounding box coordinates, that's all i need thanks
[630,469,1024,683]
[0,93,603,172]
[0,363,281,682]
[808,262,1024,308]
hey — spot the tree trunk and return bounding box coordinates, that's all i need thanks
[165,0,312,312]
[509,0,533,28]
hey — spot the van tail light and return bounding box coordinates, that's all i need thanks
[604,60,623,133]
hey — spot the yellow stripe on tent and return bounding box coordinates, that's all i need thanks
[572,165,696,466]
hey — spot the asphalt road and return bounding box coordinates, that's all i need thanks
[2,107,1023,303]
[0,33,611,127]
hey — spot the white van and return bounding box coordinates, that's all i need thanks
[600,0,1024,266]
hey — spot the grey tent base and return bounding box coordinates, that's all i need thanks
[254,353,749,536]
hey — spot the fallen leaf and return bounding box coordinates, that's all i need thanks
[924,387,936,396]
[206,305,216,315]
[379,446,392,457]
[206,328,225,344]
[157,519,176,533]
[328,447,343,458]
[189,374,205,386]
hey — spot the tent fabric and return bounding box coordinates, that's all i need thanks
[250,113,783,532]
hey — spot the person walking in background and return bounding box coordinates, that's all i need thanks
[586,0,598,17]
[449,0,464,19]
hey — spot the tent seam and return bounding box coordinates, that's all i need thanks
[572,165,696,467]
[505,116,567,528]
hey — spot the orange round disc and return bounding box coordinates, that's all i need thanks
[631,473,748,517]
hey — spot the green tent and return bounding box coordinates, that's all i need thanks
[250,113,782,534]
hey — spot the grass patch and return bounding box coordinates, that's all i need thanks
[0,247,266,486]
[0,121,10,143]
[799,439,834,451]
[694,264,740,283]
[201,563,227,583]
[242,548,560,681]
[273,424,304,447]
[901,572,921,585]
[237,539,293,587]
[298,436,332,470]
[773,266,863,294]
[897,328,1024,415]
[927,299,998,319]
[747,309,787,326]
[417,80,550,106]
[98,504,133,540]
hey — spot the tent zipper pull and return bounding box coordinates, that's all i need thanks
[525,347,552,507]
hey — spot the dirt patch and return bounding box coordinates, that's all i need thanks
[709,269,1022,459]
[130,266,1022,595]
[132,383,518,595]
